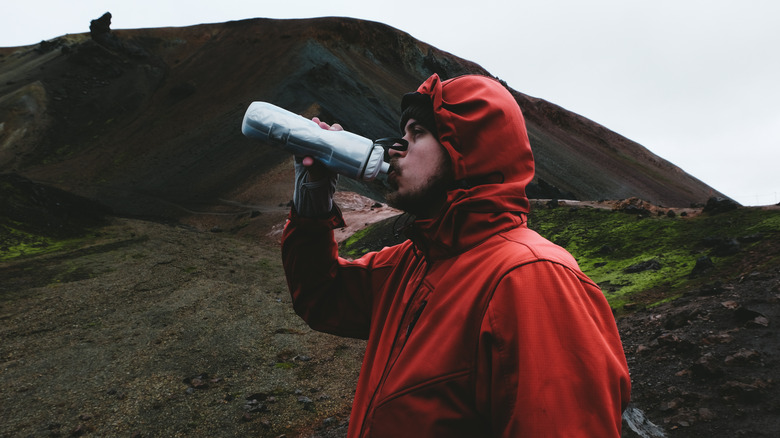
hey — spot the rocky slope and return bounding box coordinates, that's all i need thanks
[1,15,725,234]
[3,14,768,438]
[1,177,778,437]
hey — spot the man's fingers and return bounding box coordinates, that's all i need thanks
[311,117,343,131]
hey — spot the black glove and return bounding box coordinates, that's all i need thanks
[292,157,338,218]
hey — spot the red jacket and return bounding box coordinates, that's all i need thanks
[282,74,631,437]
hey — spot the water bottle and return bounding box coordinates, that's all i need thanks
[241,102,390,181]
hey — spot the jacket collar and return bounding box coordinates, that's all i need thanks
[406,183,528,260]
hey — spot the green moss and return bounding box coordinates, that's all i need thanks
[0,224,92,262]
[338,204,780,315]
[339,215,406,260]
[341,227,372,259]
[528,206,780,311]
[647,294,683,308]
[0,218,105,262]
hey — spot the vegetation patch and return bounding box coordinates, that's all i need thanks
[0,224,94,262]
[527,205,780,312]
[341,226,374,259]
[340,215,408,259]
[340,203,780,314]
[0,173,108,262]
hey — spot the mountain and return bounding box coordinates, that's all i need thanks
[1,15,778,438]
[0,16,726,232]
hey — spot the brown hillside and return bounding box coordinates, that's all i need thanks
[1,17,725,232]
[1,16,777,438]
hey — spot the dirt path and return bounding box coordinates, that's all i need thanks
[0,217,363,437]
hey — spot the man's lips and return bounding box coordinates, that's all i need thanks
[387,162,400,184]
[387,170,398,185]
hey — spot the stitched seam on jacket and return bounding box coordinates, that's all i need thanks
[469,248,600,406]
[373,368,471,409]
[497,232,599,288]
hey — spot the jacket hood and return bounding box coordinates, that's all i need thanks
[407,74,534,197]
[404,74,535,258]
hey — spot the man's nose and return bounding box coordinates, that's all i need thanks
[387,147,403,158]
[387,141,408,158]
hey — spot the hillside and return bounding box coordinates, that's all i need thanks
[1,176,778,437]
[0,15,725,235]
[3,14,771,438]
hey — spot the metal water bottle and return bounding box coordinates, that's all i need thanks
[241,102,389,181]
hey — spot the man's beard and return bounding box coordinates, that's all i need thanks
[385,160,454,218]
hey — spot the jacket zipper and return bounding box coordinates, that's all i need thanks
[358,259,430,436]
[405,300,427,340]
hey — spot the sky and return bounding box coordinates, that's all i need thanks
[2,1,778,206]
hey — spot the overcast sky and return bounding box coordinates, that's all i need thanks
[2,1,778,206]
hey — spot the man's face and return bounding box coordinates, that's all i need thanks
[385,118,454,218]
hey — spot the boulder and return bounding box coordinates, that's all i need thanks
[624,258,662,273]
[690,256,715,277]
[703,197,739,214]
[89,12,113,41]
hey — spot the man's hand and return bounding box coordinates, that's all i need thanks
[311,116,343,132]
[302,117,343,182]
[292,116,341,217]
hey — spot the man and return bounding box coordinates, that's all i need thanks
[282,73,631,437]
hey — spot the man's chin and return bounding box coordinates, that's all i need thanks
[386,190,436,218]
[385,190,412,213]
[384,176,451,218]
[384,190,402,210]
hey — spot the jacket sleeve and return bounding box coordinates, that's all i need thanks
[475,260,631,437]
[281,208,399,339]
